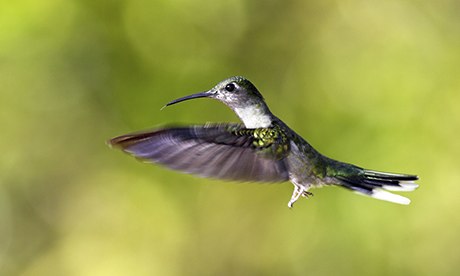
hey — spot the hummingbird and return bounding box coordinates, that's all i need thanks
[109,76,419,208]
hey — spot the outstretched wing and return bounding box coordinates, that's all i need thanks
[109,124,290,182]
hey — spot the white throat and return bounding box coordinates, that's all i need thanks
[234,105,272,129]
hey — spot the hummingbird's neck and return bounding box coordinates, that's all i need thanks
[232,103,273,129]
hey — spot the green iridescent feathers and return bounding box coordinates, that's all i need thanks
[226,124,290,160]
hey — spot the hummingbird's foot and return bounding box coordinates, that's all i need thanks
[288,184,308,208]
[302,191,314,198]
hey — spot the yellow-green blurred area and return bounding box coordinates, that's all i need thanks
[1,0,459,275]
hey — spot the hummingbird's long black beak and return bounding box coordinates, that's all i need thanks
[163,91,213,109]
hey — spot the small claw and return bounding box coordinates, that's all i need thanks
[288,184,307,208]
[302,191,314,198]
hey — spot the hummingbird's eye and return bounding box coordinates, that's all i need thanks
[225,83,236,92]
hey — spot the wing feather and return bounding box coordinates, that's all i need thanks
[109,124,290,182]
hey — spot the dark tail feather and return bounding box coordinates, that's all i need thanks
[337,169,419,205]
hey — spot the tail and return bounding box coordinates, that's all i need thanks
[335,167,419,205]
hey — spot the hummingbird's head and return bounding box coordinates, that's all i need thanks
[165,76,274,128]
[165,76,266,109]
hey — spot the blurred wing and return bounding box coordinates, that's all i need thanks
[109,124,289,182]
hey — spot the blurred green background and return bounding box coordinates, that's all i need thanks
[1,0,459,275]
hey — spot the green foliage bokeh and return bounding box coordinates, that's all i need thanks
[1,0,459,275]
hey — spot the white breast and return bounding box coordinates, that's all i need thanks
[234,105,272,129]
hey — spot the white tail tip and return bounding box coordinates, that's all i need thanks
[383,182,419,192]
[371,189,411,205]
